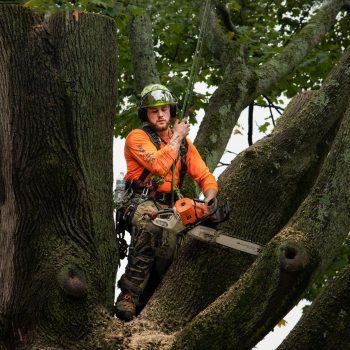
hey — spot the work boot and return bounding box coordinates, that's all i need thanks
[115,292,137,321]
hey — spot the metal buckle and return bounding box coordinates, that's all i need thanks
[141,186,150,198]
[156,192,164,201]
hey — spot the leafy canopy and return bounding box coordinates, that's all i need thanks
[24,0,350,137]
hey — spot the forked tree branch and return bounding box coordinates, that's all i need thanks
[169,45,350,350]
[256,0,346,94]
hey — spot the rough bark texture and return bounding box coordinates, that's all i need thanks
[0,5,118,348]
[194,0,346,172]
[170,58,350,348]
[136,45,350,340]
[128,1,160,93]
[278,264,350,350]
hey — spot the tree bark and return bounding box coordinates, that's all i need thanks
[127,1,160,93]
[194,0,346,172]
[0,5,118,348]
[278,263,350,350]
[169,72,350,349]
[136,43,350,343]
[2,3,350,350]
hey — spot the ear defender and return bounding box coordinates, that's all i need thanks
[138,107,148,121]
[170,104,177,118]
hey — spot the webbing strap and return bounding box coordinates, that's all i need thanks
[138,124,161,182]
[138,124,188,188]
[178,142,188,188]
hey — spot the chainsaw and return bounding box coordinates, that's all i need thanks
[152,197,226,233]
[151,198,262,255]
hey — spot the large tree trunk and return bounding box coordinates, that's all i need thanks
[0,5,118,348]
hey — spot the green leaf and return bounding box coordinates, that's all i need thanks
[258,121,270,133]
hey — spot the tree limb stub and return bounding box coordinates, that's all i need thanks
[279,237,310,272]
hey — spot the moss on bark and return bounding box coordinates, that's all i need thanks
[0,5,118,348]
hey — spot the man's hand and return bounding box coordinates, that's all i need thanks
[172,119,190,140]
[204,188,217,204]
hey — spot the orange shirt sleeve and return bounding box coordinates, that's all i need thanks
[185,139,218,194]
[125,129,177,179]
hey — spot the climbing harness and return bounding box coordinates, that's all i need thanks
[138,123,188,192]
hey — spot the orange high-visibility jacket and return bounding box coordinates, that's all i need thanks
[124,128,218,194]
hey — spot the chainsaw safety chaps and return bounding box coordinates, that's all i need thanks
[118,199,177,298]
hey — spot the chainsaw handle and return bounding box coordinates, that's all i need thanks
[206,197,218,216]
[193,197,218,216]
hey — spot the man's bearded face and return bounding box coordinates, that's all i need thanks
[146,105,171,132]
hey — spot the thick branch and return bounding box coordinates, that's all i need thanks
[256,0,345,93]
[194,62,255,171]
[286,128,350,269]
[140,44,350,337]
[171,58,350,346]
[127,2,159,93]
[171,101,350,349]
[278,263,350,350]
[195,0,344,171]
[205,2,241,65]
[170,232,318,350]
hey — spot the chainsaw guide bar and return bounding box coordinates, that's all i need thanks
[188,225,262,256]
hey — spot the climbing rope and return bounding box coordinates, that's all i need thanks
[180,0,211,122]
[171,0,212,205]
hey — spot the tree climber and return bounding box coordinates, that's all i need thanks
[115,83,218,321]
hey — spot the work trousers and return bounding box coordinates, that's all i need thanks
[118,198,177,300]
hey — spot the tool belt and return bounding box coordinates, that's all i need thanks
[125,180,176,206]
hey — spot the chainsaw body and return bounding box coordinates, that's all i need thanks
[152,197,227,234]
[151,197,262,255]
[151,208,186,234]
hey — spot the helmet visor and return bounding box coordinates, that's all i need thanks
[140,89,175,108]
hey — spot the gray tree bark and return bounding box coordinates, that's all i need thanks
[195,0,346,171]
[134,44,350,347]
[277,263,350,350]
[127,0,160,93]
[0,5,118,348]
